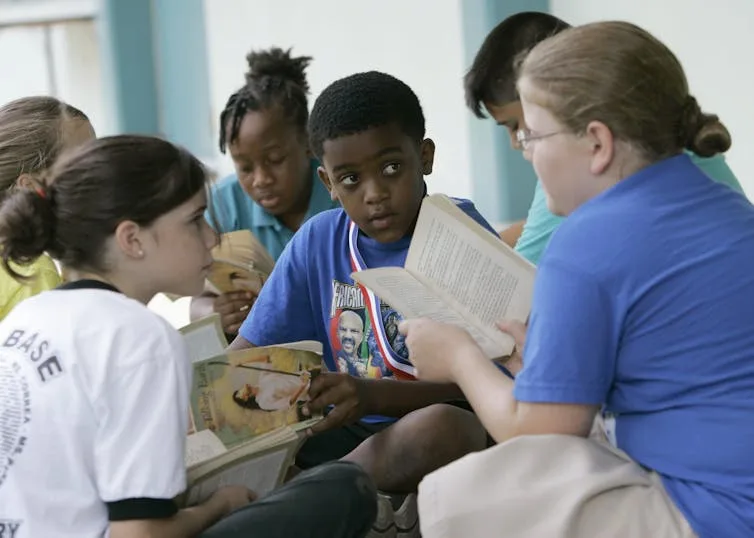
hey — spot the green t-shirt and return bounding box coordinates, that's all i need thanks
[515,152,745,265]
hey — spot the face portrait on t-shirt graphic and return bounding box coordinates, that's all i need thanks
[329,280,407,379]
[336,310,365,370]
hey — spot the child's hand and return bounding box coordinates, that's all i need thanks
[495,319,526,376]
[213,290,256,334]
[399,318,483,383]
[210,485,256,516]
[303,373,370,434]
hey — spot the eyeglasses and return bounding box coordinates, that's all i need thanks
[515,128,566,150]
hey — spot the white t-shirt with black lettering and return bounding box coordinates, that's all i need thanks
[0,280,190,538]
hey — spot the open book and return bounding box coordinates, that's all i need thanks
[207,229,276,295]
[189,342,324,446]
[179,317,323,503]
[351,194,536,359]
[183,425,302,505]
[179,314,228,365]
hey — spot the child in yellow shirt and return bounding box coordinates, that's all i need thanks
[0,96,95,319]
[0,257,61,319]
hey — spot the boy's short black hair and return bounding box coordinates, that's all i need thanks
[308,71,426,160]
[464,11,571,117]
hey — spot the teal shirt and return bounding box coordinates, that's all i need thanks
[515,152,745,265]
[207,159,337,261]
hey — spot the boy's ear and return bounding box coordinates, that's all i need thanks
[420,139,436,176]
[317,166,338,202]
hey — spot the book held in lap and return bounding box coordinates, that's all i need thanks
[178,315,324,503]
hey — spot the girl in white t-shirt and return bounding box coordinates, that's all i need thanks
[0,135,376,538]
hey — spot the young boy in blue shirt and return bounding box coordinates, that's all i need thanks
[463,12,745,264]
[190,48,337,335]
[231,71,493,515]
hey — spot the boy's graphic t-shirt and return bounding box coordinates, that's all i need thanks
[240,199,497,421]
[329,281,407,379]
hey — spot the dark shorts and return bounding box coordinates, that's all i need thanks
[296,419,391,469]
[295,400,493,470]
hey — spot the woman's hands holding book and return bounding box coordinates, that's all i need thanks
[302,373,371,434]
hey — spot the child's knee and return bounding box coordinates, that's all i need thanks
[346,404,487,478]
[404,403,488,454]
[312,461,377,498]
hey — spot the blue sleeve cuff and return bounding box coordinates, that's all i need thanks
[493,362,515,380]
[238,316,263,347]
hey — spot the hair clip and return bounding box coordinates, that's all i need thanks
[34,186,47,199]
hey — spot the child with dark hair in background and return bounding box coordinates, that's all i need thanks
[463,11,744,263]
[191,48,336,335]
[0,134,376,538]
[230,71,497,537]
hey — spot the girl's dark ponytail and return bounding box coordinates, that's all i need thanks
[0,186,56,279]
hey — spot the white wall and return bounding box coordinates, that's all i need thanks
[0,21,112,135]
[551,0,754,195]
[0,26,50,98]
[5,2,746,202]
[53,21,112,135]
[202,0,475,200]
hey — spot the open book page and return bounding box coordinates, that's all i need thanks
[351,267,504,358]
[190,345,323,448]
[207,230,275,294]
[215,229,275,275]
[185,429,228,467]
[404,194,535,355]
[185,432,299,505]
[187,447,288,504]
[206,261,267,295]
[179,314,228,363]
